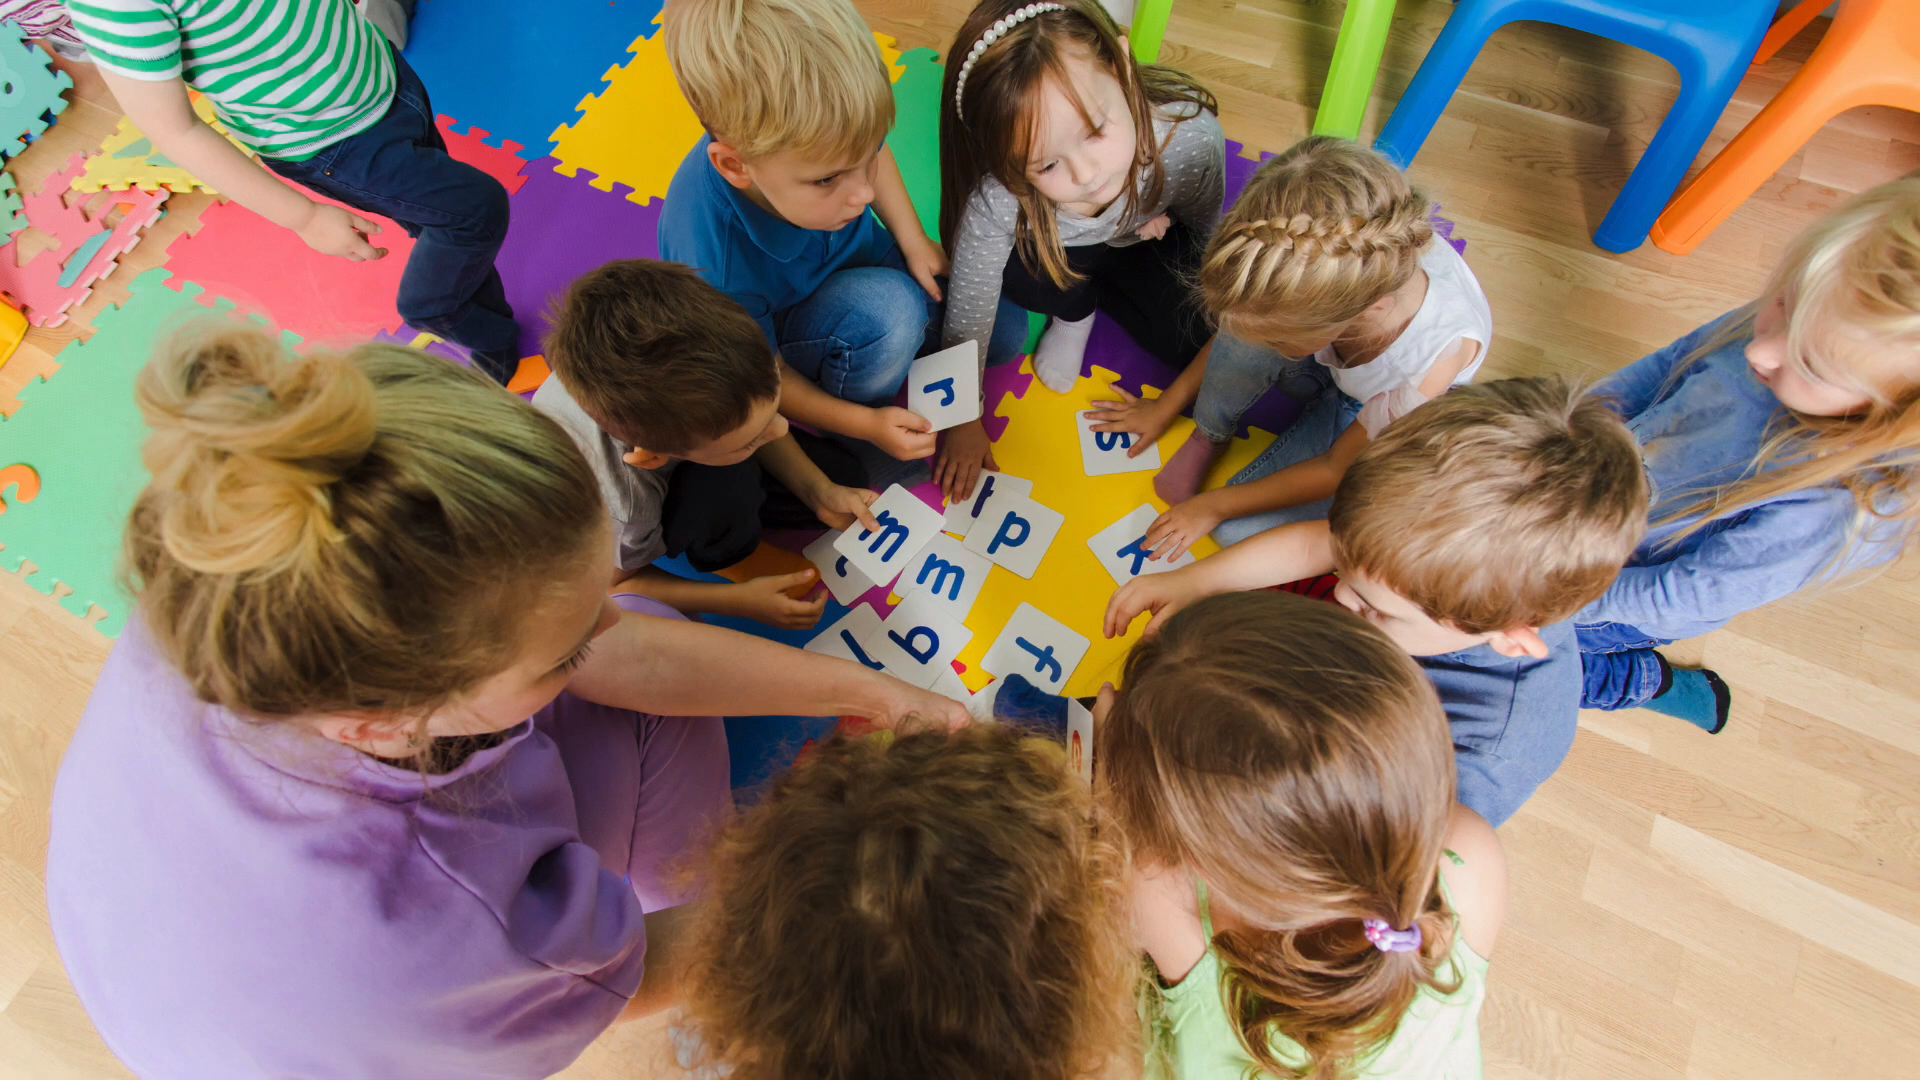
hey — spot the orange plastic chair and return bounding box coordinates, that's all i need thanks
[1650,0,1920,255]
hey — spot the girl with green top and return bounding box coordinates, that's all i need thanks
[1100,590,1508,1079]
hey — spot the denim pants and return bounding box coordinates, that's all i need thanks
[265,46,520,383]
[1208,350,1362,547]
[1576,621,1672,710]
[773,246,1029,405]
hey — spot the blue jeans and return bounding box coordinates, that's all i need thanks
[774,244,933,405]
[1193,329,1326,442]
[1209,355,1362,547]
[1576,621,1672,710]
[265,46,519,383]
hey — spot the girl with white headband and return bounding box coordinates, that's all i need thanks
[932,0,1224,502]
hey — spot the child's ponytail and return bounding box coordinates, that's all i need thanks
[1200,136,1432,345]
[1103,591,1460,1078]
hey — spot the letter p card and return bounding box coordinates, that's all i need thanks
[907,340,981,432]
[832,484,944,587]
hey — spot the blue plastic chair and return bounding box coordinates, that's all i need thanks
[1372,0,1776,252]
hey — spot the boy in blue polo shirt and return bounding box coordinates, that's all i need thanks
[661,0,975,466]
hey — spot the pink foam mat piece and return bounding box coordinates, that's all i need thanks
[0,153,168,327]
[163,123,531,350]
[436,115,530,196]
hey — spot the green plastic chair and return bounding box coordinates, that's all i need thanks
[1127,0,1396,139]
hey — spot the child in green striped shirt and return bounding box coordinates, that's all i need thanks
[70,0,523,383]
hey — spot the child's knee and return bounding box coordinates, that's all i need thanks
[859,268,933,356]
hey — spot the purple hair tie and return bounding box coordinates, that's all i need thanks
[1362,919,1422,953]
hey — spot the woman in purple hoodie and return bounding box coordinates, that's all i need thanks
[45,326,962,1078]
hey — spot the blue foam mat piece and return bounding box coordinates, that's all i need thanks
[654,555,840,799]
[402,0,666,153]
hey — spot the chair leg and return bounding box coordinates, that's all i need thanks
[1373,1,1506,167]
[1753,0,1826,66]
[1593,57,1752,253]
[1129,0,1175,64]
[1312,0,1397,139]
[1650,59,1870,255]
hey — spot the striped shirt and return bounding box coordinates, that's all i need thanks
[68,0,396,161]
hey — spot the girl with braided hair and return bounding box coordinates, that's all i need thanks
[934,0,1224,503]
[1090,137,1492,560]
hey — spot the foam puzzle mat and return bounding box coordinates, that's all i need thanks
[0,7,1465,790]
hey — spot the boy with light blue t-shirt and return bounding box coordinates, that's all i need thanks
[659,0,1022,469]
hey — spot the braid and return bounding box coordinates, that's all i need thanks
[1200,137,1434,341]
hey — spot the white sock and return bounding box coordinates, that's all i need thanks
[1032,313,1095,393]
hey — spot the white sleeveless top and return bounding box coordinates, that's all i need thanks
[1315,237,1492,436]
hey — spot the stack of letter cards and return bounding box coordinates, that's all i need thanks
[800,475,1092,710]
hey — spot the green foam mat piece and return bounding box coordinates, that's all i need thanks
[0,268,299,636]
[889,47,945,242]
[0,172,23,239]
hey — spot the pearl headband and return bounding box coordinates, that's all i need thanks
[953,3,1068,122]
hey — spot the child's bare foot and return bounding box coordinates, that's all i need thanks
[1154,430,1227,504]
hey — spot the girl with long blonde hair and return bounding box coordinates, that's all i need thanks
[1576,177,1920,734]
[1104,591,1507,1080]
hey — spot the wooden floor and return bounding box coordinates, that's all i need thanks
[5,3,1920,1076]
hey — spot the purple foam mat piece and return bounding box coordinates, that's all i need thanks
[498,158,663,360]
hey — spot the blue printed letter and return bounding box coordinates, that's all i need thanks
[841,631,886,670]
[888,626,940,664]
[915,555,967,601]
[923,377,957,407]
[967,475,998,521]
[861,510,911,562]
[1094,430,1132,453]
[1115,535,1154,577]
[988,511,1030,555]
[1015,637,1063,685]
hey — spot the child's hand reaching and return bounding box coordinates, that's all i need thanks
[867,406,938,461]
[727,570,829,631]
[1086,383,1173,458]
[935,418,997,502]
[295,202,387,262]
[900,235,951,302]
[1104,568,1203,639]
[1145,494,1226,564]
[806,483,880,532]
[1135,213,1171,241]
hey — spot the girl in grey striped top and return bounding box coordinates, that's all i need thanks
[932,0,1225,501]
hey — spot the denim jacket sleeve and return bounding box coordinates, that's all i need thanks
[1454,745,1545,829]
[1582,491,1870,634]
[1595,310,1746,420]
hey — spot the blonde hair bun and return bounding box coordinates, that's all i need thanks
[136,326,376,580]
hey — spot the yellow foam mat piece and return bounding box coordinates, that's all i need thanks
[74,93,252,194]
[949,363,1273,697]
[548,24,906,207]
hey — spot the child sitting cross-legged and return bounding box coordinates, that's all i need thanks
[675,723,1141,1079]
[1106,378,1649,826]
[535,260,880,632]
[660,0,961,469]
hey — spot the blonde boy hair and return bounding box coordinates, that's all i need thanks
[663,0,895,163]
[1201,135,1433,345]
[1329,377,1649,634]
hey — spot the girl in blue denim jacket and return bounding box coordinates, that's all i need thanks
[1579,177,1920,733]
